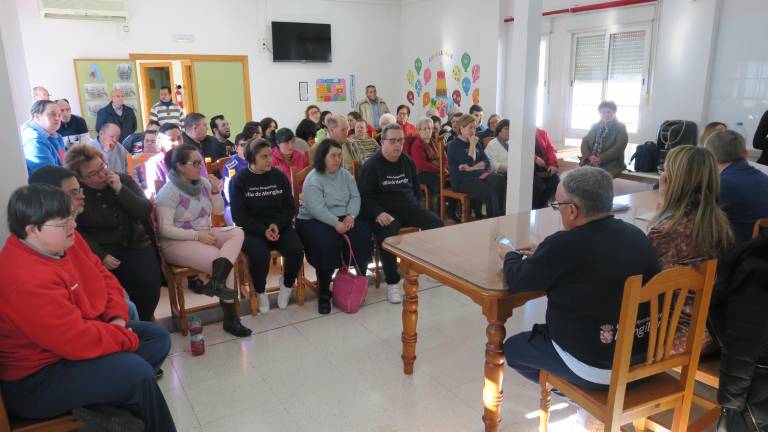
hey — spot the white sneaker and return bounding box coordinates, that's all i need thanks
[387,284,402,304]
[258,293,270,314]
[277,276,292,310]
[576,407,604,432]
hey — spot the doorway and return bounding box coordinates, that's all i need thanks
[138,62,175,125]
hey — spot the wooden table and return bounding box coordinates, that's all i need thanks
[383,190,662,432]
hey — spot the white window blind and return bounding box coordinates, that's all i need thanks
[574,34,605,82]
[608,31,645,81]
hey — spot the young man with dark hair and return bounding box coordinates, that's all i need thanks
[149,85,185,126]
[56,98,91,148]
[210,114,235,159]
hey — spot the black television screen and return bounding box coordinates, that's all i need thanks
[271,21,332,63]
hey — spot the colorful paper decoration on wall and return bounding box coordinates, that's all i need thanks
[316,79,346,102]
[415,79,423,96]
[407,90,414,105]
[461,52,471,72]
[471,64,481,83]
[451,66,462,84]
[424,68,432,85]
[88,64,103,81]
[414,58,422,75]
[452,90,461,107]
[472,88,480,105]
[461,77,471,96]
[436,70,447,97]
[407,70,415,87]
[422,92,431,108]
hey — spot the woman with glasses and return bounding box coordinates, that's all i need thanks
[406,117,445,212]
[155,144,251,337]
[230,139,305,314]
[446,114,506,217]
[65,144,162,322]
[395,105,418,137]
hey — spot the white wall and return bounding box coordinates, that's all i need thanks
[400,0,501,122]
[1,0,32,124]
[11,0,402,131]
[706,0,768,147]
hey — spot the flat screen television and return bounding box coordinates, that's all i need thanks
[271,21,332,63]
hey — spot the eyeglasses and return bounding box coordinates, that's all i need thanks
[65,188,84,198]
[83,164,108,179]
[384,138,405,144]
[42,213,76,230]
[549,201,575,211]
[185,160,203,168]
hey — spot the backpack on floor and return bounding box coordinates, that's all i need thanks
[629,141,659,172]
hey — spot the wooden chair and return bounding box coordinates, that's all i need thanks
[0,388,84,432]
[437,141,471,223]
[539,260,718,432]
[209,156,232,179]
[126,152,156,178]
[753,218,768,239]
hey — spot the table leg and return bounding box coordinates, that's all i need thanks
[401,270,419,375]
[482,318,507,432]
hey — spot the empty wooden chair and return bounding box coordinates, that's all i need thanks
[538,260,717,432]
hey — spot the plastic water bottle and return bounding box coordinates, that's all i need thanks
[734,122,748,141]
[189,315,205,356]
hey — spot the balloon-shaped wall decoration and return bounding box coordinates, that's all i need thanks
[451,66,462,84]
[472,88,480,105]
[452,90,461,107]
[461,77,471,96]
[461,52,471,72]
[424,68,432,85]
[415,79,423,96]
[414,58,423,75]
[407,90,414,106]
[471,64,481,83]
[422,91,431,107]
[407,70,415,87]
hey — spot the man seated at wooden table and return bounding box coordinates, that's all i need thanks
[358,123,443,304]
[497,167,660,425]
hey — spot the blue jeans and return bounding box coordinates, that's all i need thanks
[504,324,608,391]
[0,321,176,431]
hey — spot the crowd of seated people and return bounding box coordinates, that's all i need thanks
[12,83,768,431]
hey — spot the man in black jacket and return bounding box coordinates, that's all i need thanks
[182,112,223,163]
[498,167,660,392]
[358,123,443,304]
[709,236,768,430]
[95,89,137,143]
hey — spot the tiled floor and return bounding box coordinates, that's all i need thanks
[158,276,625,432]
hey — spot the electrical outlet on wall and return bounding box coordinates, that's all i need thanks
[260,38,268,52]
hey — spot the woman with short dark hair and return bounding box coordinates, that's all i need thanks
[259,117,278,143]
[230,139,305,314]
[296,139,372,314]
[580,100,629,177]
[0,184,176,431]
[395,104,418,136]
[155,144,251,337]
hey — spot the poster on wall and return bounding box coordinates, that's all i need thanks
[73,59,144,133]
[349,74,356,109]
[84,83,108,100]
[299,81,309,101]
[316,78,346,102]
[405,50,481,118]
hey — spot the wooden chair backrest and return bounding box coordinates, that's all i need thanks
[753,218,768,239]
[604,259,717,419]
[126,152,156,177]
[289,166,302,215]
[210,156,232,178]
[351,160,361,178]
[438,140,448,186]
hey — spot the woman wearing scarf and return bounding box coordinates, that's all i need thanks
[155,144,251,337]
[579,101,629,178]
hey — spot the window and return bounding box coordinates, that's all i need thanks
[568,29,649,134]
[536,37,548,128]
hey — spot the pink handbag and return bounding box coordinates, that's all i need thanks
[332,234,369,313]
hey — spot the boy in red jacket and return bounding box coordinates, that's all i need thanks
[0,184,175,431]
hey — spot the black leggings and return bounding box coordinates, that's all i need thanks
[241,228,304,294]
[456,173,506,217]
[112,245,162,321]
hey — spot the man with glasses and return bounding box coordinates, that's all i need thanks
[93,122,128,174]
[497,166,659,427]
[358,123,443,304]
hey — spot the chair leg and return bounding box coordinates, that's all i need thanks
[374,242,381,289]
[539,371,552,432]
[439,191,446,221]
[460,198,471,223]
[632,419,646,431]
[296,265,305,306]
[176,279,189,336]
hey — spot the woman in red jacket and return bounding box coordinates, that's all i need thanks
[0,185,175,431]
[406,117,445,212]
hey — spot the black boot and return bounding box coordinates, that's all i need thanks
[318,293,331,314]
[220,300,252,337]
[188,276,206,294]
[202,257,236,300]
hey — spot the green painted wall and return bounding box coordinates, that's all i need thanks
[193,61,247,133]
[74,60,144,133]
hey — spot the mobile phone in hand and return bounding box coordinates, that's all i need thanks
[495,236,517,251]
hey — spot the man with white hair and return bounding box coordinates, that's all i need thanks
[499,166,660,428]
[93,123,128,174]
[95,89,137,143]
[375,113,397,145]
[32,86,50,101]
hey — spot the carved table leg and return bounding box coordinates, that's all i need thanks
[401,270,419,375]
[482,318,507,432]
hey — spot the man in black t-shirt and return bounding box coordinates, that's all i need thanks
[357,124,443,304]
[56,98,91,148]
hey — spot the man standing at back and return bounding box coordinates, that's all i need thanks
[95,89,137,143]
[357,123,443,304]
[149,86,185,126]
[356,85,389,131]
[705,129,768,244]
[32,86,50,101]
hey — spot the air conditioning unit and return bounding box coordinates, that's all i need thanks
[38,0,128,21]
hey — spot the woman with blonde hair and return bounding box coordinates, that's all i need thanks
[699,121,727,147]
[649,145,734,354]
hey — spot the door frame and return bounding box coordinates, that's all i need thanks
[129,53,252,121]
[138,61,175,125]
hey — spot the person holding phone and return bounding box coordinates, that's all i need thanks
[446,114,506,217]
[155,144,251,337]
[230,139,305,314]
